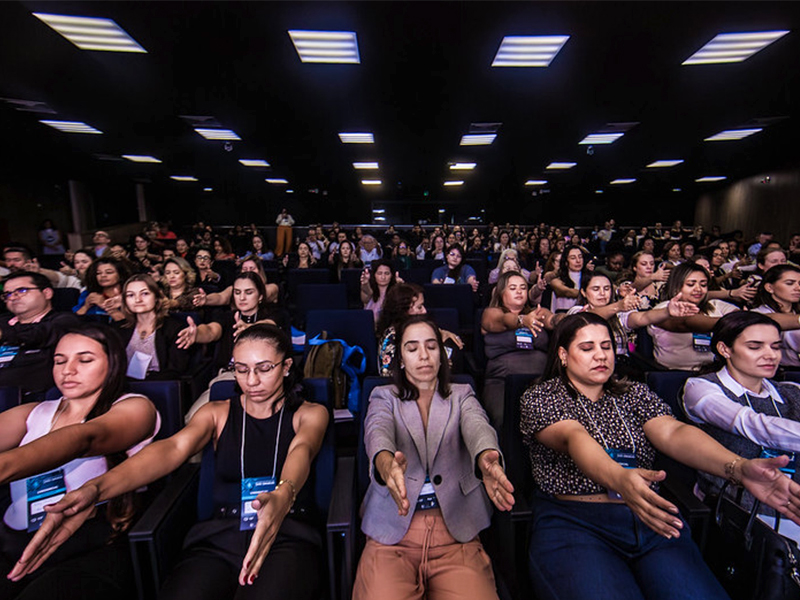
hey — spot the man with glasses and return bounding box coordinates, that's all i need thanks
[0,271,77,396]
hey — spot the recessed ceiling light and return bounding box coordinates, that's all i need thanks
[695,176,727,182]
[578,132,624,145]
[239,159,270,167]
[361,179,382,185]
[438,209,446,213]
[525,180,548,186]
[32,12,147,53]
[195,128,241,141]
[610,178,636,185]
[449,162,477,170]
[288,30,360,64]
[682,30,789,65]
[339,133,374,144]
[39,120,102,134]
[122,155,161,163]
[203,187,213,192]
[460,134,496,146]
[704,128,763,141]
[673,188,682,192]
[372,209,385,214]
[546,162,577,170]
[646,160,684,168]
[286,189,294,194]
[353,162,379,169]
[266,178,289,184]
[595,189,604,194]
[491,35,570,67]
[170,176,198,182]
[444,180,464,187]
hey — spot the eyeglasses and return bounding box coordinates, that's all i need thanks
[448,251,461,257]
[196,255,211,262]
[1,287,40,301]
[232,359,285,377]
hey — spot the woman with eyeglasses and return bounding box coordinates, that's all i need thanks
[488,249,531,285]
[753,264,800,368]
[193,247,222,294]
[391,240,414,271]
[15,324,329,600]
[73,258,131,323]
[431,244,479,292]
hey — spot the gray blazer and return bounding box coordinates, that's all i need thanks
[361,383,500,545]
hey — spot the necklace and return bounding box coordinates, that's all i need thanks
[51,399,69,428]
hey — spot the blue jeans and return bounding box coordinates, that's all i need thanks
[528,495,729,600]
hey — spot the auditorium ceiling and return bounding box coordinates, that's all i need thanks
[1,1,799,223]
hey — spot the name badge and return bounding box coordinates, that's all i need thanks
[605,448,637,500]
[27,469,66,532]
[443,277,456,284]
[515,329,534,350]
[692,333,712,353]
[0,346,20,367]
[415,475,440,511]
[760,448,797,476]
[240,476,276,531]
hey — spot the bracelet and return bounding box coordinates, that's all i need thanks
[728,289,732,298]
[725,456,744,486]
[517,314,525,327]
[277,479,297,505]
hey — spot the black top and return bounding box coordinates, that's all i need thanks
[211,307,291,371]
[114,316,191,380]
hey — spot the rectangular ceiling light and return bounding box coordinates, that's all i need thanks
[353,162,379,169]
[39,119,102,134]
[288,30,360,64]
[122,154,161,163]
[610,178,636,184]
[449,162,476,170]
[682,31,789,65]
[695,176,727,182]
[525,180,548,186]
[372,209,385,214]
[579,132,625,145]
[704,128,763,141]
[546,162,577,170]
[361,179,382,185]
[373,217,386,221]
[32,12,147,53]
[646,160,684,168]
[266,178,289,184]
[239,159,270,167]
[339,132,374,143]
[492,35,570,67]
[460,134,496,146]
[444,180,464,186]
[170,176,198,182]
[195,128,241,140]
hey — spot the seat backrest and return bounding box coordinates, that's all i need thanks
[340,268,364,308]
[503,374,539,499]
[472,308,487,370]
[0,386,20,412]
[52,288,80,312]
[286,269,332,304]
[399,267,434,286]
[426,307,459,334]
[305,309,377,374]
[128,380,184,440]
[636,327,656,360]
[781,371,800,385]
[422,284,475,330]
[295,284,347,326]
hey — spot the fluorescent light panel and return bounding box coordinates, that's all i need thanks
[288,30,360,64]
[647,160,684,168]
[239,159,270,167]
[32,12,147,53]
[39,120,102,134]
[460,134,496,146]
[266,178,289,184]
[203,187,213,192]
[492,35,570,67]
[546,162,577,170]
[449,162,476,170]
[579,132,624,145]
[683,31,789,65]
[525,180,548,186]
[353,162,379,169]
[374,217,386,221]
[704,128,763,141]
[122,154,161,163]
[361,179,382,185]
[339,133,374,144]
[372,209,385,214]
[170,176,197,182]
[195,128,241,140]
[444,181,464,186]
[610,178,636,185]
[695,176,727,182]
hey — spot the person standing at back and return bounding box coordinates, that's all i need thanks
[275,208,295,257]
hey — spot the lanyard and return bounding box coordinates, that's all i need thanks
[744,392,783,419]
[240,395,285,481]
[573,391,637,453]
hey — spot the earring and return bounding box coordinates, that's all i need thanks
[400,363,405,369]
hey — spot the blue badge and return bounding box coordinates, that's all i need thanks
[27,469,66,532]
[240,476,276,531]
[692,333,712,353]
[515,328,534,350]
[605,448,637,500]
[0,346,19,368]
[415,474,440,511]
[760,448,797,476]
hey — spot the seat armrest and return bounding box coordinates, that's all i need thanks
[327,455,356,600]
[661,477,710,551]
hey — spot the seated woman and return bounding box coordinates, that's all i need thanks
[493,230,514,254]
[660,240,683,268]
[116,274,190,380]
[162,256,200,313]
[15,324,328,600]
[193,247,223,294]
[353,315,513,600]
[753,264,800,368]
[0,323,159,598]
[329,240,363,282]
[481,272,555,428]
[212,237,236,262]
[73,258,131,322]
[625,251,669,308]
[130,234,162,273]
[488,249,531,285]
[549,245,589,313]
[281,242,317,269]
[430,244,478,292]
[390,240,414,271]
[56,249,94,292]
[683,311,800,539]
[377,283,464,377]
[520,312,800,600]
[194,256,280,308]
[425,234,446,262]
[239,234,274,262]
[360,259,399,324]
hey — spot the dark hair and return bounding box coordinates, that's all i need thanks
[542,312,630,396]
[231,272,268,313]
[489,271,531,311]
[2,270,53,292]
[756,246,787,270]
[85,258,131,294]
[664,262,711,314]
[368,259,396,302]
[556,245,586,289]
[662,240,680,259]
[578,272,613,306]
[756,264,800,313]
[377,282,424,336]
[213,236,233,255]
[121,274,169,328]
[444,244,465,281]
[233,323,301,410]
[3,244,33,261]
[391,315,451,401]
[703,311,781,373]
